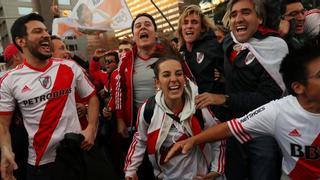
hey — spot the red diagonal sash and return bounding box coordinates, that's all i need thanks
[33,64,74,166]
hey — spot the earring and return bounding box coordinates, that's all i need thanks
[156,87,160,91]
[184,84,187,87]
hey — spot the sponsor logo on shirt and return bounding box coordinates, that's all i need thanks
[39,76,52,89]
[289,129,301,137]
[21,85,31,93]
[22,88,72,106]
[239,106,265,123]
[290,144,320,160]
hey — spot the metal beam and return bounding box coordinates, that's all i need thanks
[150,0,175,32]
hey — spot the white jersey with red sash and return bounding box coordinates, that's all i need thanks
[227,95,320,179]
[0,58,95,166]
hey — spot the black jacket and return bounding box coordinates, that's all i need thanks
[53,133,118,180]
[180,30,224,94]
[217,31,283,119]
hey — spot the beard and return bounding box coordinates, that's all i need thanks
[26,39,52,61]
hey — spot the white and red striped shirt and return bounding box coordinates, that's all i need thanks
[227,95,320,180]
[0,58,95,166]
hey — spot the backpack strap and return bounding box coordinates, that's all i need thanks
[143,95,204,130]
[143,95,156,124]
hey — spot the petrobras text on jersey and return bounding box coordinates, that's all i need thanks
[22,88,72,106]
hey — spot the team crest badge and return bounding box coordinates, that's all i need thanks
[39,76,52,89]
[245,52,255,65]
[196,52,204,64]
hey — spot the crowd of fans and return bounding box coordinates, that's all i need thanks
[0,0,320,179]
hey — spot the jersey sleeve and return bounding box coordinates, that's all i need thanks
[227,101,277,144]
[124,102,148,177]
[202,107,226,174]
[0,75,15,114]
[74,63,96,99]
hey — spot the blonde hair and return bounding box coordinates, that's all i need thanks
[177,5,216,45]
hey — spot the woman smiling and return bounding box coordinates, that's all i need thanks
[124,53,226,180]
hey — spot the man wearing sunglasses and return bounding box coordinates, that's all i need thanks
[279,0,308,51]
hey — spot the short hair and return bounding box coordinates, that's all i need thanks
[280,0,303,15]
[50,35,62,50]
[119,39,133,46]
[11,13,44,52]
[280,38,320,96]
[51,35,61,41]
[105,51,120,64]
[226,0,266,19]
[131,13,157,33]
[177,5,215,44]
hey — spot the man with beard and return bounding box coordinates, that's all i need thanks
[0,13,99,180]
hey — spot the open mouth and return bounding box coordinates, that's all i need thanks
[296,23,304,29]
[168,85,180,91]
[185,31,194,37]
[139,32,149,39]
[236,25,247,33]
[40,40,51,52]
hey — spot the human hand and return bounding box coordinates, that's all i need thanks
[98,89,106,99]
[1,147,18,180]
[193,171,221,180]
[278,19,290,37]
[81,125,97,150]
[164,138,195,163]
[195,93,226,109]
[102,107,112,120]
[93,49,107,59]
[117,118,129,138]
[76,103,87,119]
[125,173,138,180]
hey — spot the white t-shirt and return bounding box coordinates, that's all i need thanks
[0,58,95,166]
[227,95,320,179]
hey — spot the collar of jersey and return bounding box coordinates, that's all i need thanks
[23,58,53,72]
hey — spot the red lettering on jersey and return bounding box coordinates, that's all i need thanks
[289,134,320,179]
[33,64,74,166]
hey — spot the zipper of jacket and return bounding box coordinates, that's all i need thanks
[130,52,135,135]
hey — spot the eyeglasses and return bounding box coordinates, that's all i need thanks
[284,9,306,18]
